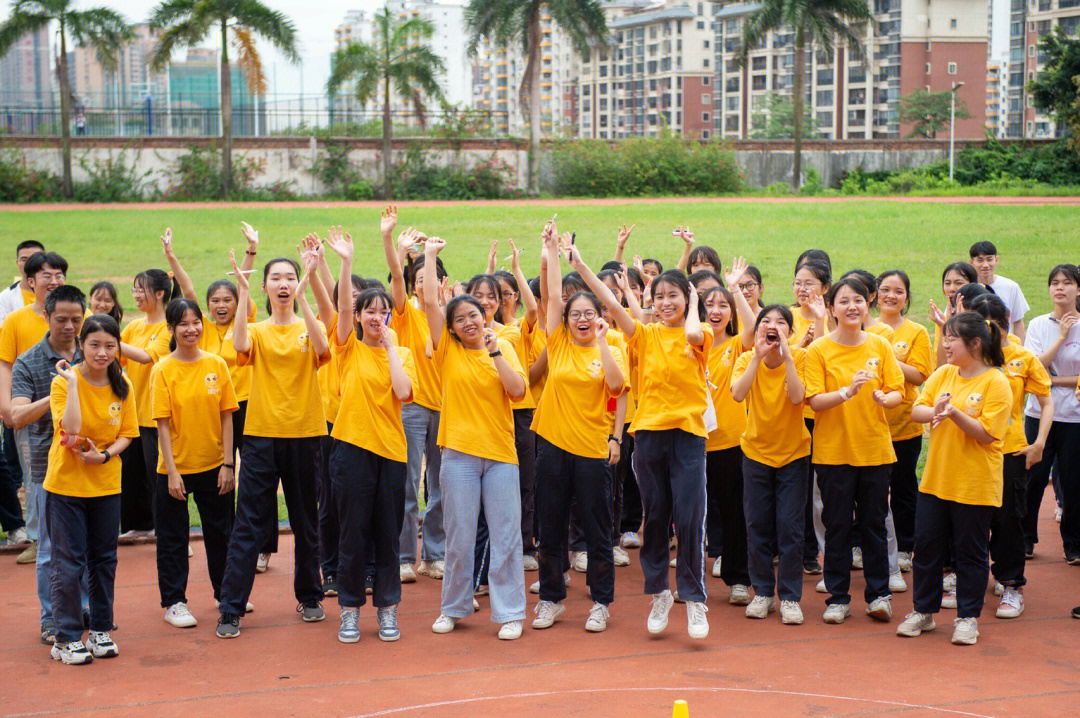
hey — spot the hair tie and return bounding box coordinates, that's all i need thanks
[986,319,992,327]
[167,271,175,280]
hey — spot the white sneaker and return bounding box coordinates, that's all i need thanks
[993,581,1004,597]
[472,597,480,611]
[187,544,194,558]
[86,630,118,658]
[941,572,957,608]
[728,584,751,606]
[780,600,804,625]
[400,563,417,583]
[256,553,270,573]
[823,603,850,624]
[711,557,722,577]
[851,546,863,570]
[745,595,775,619]
[522,554,539,571]
[612,546,631,567]
[164,602,197,628]
[1055,505,1063,523]
[897,611,936,637]
[498,620,523,640]
[942,571,957,591]
[686,601,709,639]
[889,571,908,593]
[418,560,445,579]
[815,578,827,594]
[530,572,570,594]
[995,587,1024,619]
[571,551,588,573]
[432,614,458,634]
[951,616,979,645]
[6,526,30,545]
[866,596,893,621]
[620,532,641,549]
[585,602,610,632]
[531,600,566,629]
[647,590,674,633]
[897,551,912,573]
[51,640,93,664]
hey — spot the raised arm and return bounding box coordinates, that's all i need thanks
[228,250,251,355]
[296,252,330,359]
[615,267,646,324]
[486,239,499,275]
[543,226,564,336]
[301,235,334,326]
[509,239,537,328]
[380,205,407,311]
[596,321,625,393]
[567,238,636,337]
[684,282,705,346]
[55,360,81,435]
[325,227,356,346]
[422,238,447,350]
[724,257,757,347]
[160,228,197,301]
[613,223,634,263]
[239,222,259,273]
[674,226,694,273]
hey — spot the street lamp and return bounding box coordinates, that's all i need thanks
[949,80,964,182]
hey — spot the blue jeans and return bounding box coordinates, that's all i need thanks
[35,483,87,625]
[439,448,524,623]
[47,491,120,644]
[14,427,37,541]
[400,403,444,563]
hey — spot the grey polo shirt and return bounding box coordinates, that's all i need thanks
[11,333,82,484]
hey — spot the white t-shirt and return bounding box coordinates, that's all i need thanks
[0,283,23,324]
[989,274,1029,325]
[1024,312,1080,423]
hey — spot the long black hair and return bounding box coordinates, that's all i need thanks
[134,268,181,309]
[89,281,123,324]
[353,287,394,341]
[969,293,1010,336]
[465,273,504,324]
[80,315,129,400]
[943,311,1005,368]
[445,294,486,344]
[166,298,202,352]
[702,285,739,337]
[652,269,706,321]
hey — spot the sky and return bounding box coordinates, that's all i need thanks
[0,0,385,97]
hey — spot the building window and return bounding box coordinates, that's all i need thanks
[702,76,710,86]
[948,62,957,75]
[816,90,833,105]
[702,93,710,104]
[752,75,767,90]
[925,63,931,74]
[950,18,957,29]
[702,112,710,122]
[702,129,710,139]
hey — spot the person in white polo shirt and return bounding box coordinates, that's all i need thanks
[969,241,1030,342]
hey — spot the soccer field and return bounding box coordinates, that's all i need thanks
[6,198,1077,327]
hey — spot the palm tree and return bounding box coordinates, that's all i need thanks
[150,0,298,198]
[465,0,608,197]
[327,8,444,200]
[0,1,131,198]
[741,0,870,190]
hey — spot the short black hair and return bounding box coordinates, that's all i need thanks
[44,285,86,315]
[16,240,44,255]
[969,241,997,258]
[24,251,67,278]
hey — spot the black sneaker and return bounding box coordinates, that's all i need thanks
[298,600,326,622]
[365,574,375,596]
[323,573,339,597]
[1065,548,1080,565]
[803,559,822,575]
[216,613,241,638]
[40,620,56,645]
[1072,605,1080,619]
[1024,542,1035,560]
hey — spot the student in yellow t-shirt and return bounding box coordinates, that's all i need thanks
[970,294,1052,620]
[215,249,330,639]
[421,237,527,641]
[527,231,625,633]
[901,312,1012,646]
[731,304,811,623]
[118,262,181,537]
[928,262,978,368]
[573,229,713,641]
[701,260,756,603]
[88,281,123,325]
[324,230,416,643]
[805,277,903,626]
[151,299,238,631]
[44,315,138,665]
[876,270,932,572]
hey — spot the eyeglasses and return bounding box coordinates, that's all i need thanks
[568,310,597,321]
[792,281,819,290]
[737,282,758,292]
[130,289,146,297]
[501,290,517,299]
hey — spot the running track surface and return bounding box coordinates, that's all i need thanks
[2,494,1078,718]
[2,195,1080,212]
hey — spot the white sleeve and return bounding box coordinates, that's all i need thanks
[1012,286,1029,322]
[1023,317,1045,353]
[0,286,20,324]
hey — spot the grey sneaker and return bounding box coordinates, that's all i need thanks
[216,613,241,638]
[297,601,325,623]
[338,608,360,643]
[897,611,936,637]
[745,595,776,619]
[377,605,400,642]
[728,584,751,605]
[86,631,118,658]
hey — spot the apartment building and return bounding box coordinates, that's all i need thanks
[1021,0,1080,137]
[331,10,375,119]
[987,62,1005,136]
[69,24,168,110]
[712,0,987,140]
[0,24,51,110]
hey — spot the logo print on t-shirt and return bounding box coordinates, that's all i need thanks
[893,340,909,359]
[1006,358,1025,376]
[865,357,880,371]
[586,359,604,379]
[108,402,122,426]
[298,332,309,353]
[205,373,220,395]
[721,346,734,368]
[964,392,985,417]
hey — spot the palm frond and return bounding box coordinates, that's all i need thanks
[148,0,198,30]
[232,25,266,95]
[149,13,214,70]
[232,0,299,62]
[0,10,52,56]
[547,0,608,58]
[65,7,133,71]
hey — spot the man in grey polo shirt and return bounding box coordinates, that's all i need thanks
[11,285,86,643]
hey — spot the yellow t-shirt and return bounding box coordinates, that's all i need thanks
[804,333,905,466]
[791,310,816,420]
[528,328,548,406]
[21,288,33,306]
[866,322,894,341]
[433,327,525,465]
[43,369,139,497]
[706,334,748,452]
[531,324,626,459]
[390,297,441,412]
[627,320,713,438]
[1001,342,1051,454]
[732,348,812,468]
[0,305,48,364]
[199,302,256,401]
[318,313,344,425]
[238,319,328,438]
[120,318,171,428]
[916,364,1012,506]
[151,352,239,474]
[605,329,635,425]
[498,321,535,411]
[331,334,416,463]
[884,319,933,441]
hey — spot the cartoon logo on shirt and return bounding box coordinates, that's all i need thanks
[298,332,309,353]
[204,373,220,395]
[720,346,734,368]
[224,331,233,342]
[964,392,984,417]
[682,343,695,359]
[1006,358,1025,376]
[108,402,122,426]
[892,340,909,359]
[865,357,880,371]
[586,359,604,379]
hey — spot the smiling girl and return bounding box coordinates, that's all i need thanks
[929,262,978,368]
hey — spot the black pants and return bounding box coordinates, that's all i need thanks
[633,429,707,602]
[744,456,808,602]
[535,437,614,605]
[0,425,22,532]
[803,418,818,562]
[707,446,749,587]
[990,454,1028,588]
[234,401,278,556]
[514,409,537,555]
[155,468,234,607]
[120,433,154,532]
[913,492,994,619]
[891,436,922,554]
[318,424,339,578]
[331,441,406,609]
[218,436,323,616]
[1023,418,1080,552]
[618,428,641,534]
[139,426,159,527]
[817,463,891,605]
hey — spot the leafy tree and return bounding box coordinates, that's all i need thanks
[741,0,870,189]
[150,0,299,198]
[1028,26,1080,145]
[465,0,608,197]
[750,91,820,139]
[0,1,132,198]
[898,88,971,139]
[327,8,444,199]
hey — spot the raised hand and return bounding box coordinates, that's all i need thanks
[486,239,499,272]
[425,236,446,255]
[753,323,772,356]
[594,317,609,341]
[380,204,398,236]
[55,359,77,383]
[508,239,522,273]
[807,292,827,321]
[688,282,699,310]
[799,322,815,348]
[724,256,748,288]
[483,327,499,354]
[241,221,259,254]
[674,225,694,246]
[617,223,635,247]
[928,299,947,327]
[160,227,174,256]
[228,249,249,292]
[324,225,353,260]
[776,327,792,359]
[397,227,420,254]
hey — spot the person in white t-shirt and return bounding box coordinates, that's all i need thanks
[0,241,45,325]
[969,241,1030,342]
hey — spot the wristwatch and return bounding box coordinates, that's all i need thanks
[101,449,111,463]
[489,350,503,358]
[608,434,622,445]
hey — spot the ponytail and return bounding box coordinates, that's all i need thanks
[134,268,181,309]
[943,312,1004,368]
[79,315,129,400]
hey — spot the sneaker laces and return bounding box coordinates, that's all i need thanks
[649,592,671,621]
[377,605,398,629]
[780,600,799,612]
[296,600,320,613]
[588,603,610,622]
[219,612,239,626]
[686,601,709,624]
[89,630,112,644]
[1000,588,1022,609]
[954,616,976,631]
[170,603,193,619]
[341,609,359,632]
[534,601,560,622]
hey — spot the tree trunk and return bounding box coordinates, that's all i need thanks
[58,23,72,198]
[524,10,542,197]
[382,73,392,199]
[792,38,805,191]
[220,20,233,198]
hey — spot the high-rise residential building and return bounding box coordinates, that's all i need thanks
[1021,0,1080,137]
[169,48,259,135]
[331,9,376,119]
[1004,0,1028,136]
[712,0,987,140]
[69,24,168,110]
[0,24,52,110]
[986,61,1005,136]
